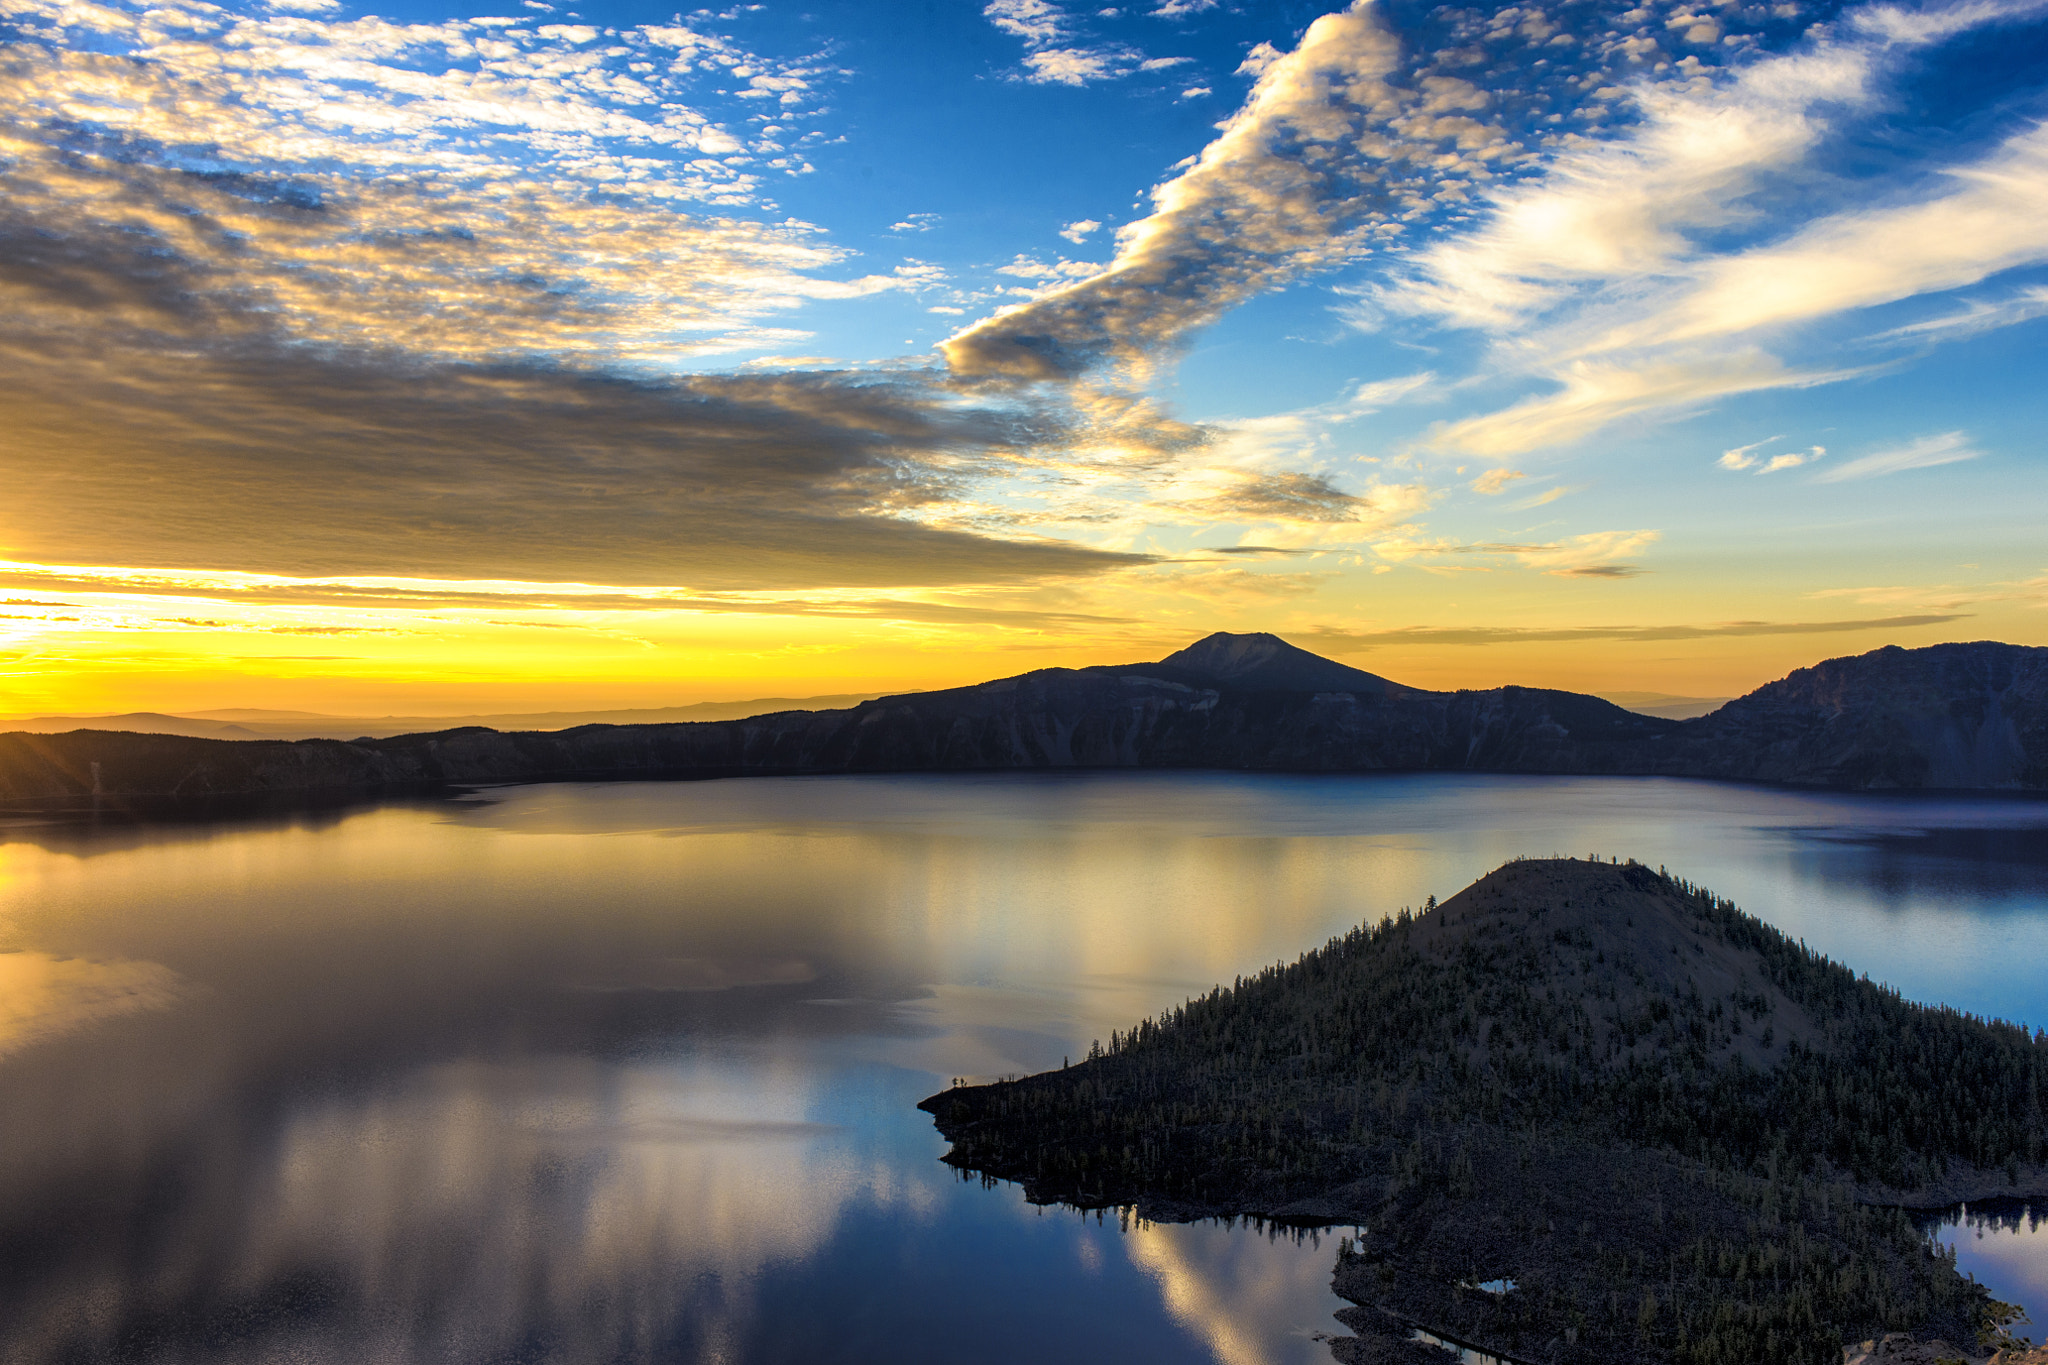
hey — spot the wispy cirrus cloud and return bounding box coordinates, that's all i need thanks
[1304,613,1969,650]
[1812,431,1982,482]
[1399,0,2048,455]
[1374,529,1661,577]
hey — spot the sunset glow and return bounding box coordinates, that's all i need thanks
[3,0,2044,718]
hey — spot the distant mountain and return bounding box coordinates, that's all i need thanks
[1158,631,1400,694]
[1,695,885,741]
[1,635,2043,808]
[0,712,264,740]
[1641,641,2048,789]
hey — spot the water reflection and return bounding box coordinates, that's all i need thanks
[0,772,2044,1363]
[1928,1200,2048,1347]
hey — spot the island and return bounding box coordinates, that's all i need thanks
[2,636,2045,809]
[919,858,2048,1365]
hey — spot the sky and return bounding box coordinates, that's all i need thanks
[1,0,2044,717]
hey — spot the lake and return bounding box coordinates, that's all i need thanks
[2,771,2046,1363]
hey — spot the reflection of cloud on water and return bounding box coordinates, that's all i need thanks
[250,1055,939,1364]
[0,951,179,1057]
[0,1052,938,1365]
[1122,1219,1350,1365]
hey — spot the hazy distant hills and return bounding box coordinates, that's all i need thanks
[0,696,884,741]
[1,635,2043,807]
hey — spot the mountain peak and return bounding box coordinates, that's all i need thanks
[1157,631,1397,694]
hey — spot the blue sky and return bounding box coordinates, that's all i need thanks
[0,0,2043,712]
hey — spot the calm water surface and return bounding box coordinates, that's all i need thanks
[2,771,2046,1363]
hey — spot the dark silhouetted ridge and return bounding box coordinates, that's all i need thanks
[3,638,2045,809]
[1159,631,1399,694]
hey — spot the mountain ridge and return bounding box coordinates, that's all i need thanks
[1,634,2043,808]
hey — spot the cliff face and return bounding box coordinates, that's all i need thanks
[1641,642,2048,789]
[4,636,2045,808]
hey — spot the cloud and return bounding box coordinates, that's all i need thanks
[1812,431,1981,483]
[1593,122,2048,356]
[1551,565,1647,579]
[1758,448,1823,474]
[891,214,943,234]
[1715,437,1781,471]
[1430,352,1853,458]
[1305,613,1969,649]
[1059,219,1103,244]
[1864,286,2048,344]
[982,0,1139,85]
[0,0,902,370]
[0,333,1153,588]
[0,561,1149,630]
[1179,86,1211,100]
[1382,3,2048,452]
[984,0,1066,46]
[1718,438,1823,473]
[1389,41,1880,333]
[1513,485,1577,510]
[1177,472,1371,523]
[0,0,1178,595]
[944,1,1433,377]
[1470,469,1524,495]
[1375,529,1660,577]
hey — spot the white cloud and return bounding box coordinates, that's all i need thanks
[1864,286,2048,344]
[1716,437,1821,473]
[1024,46,1134,84]
[1471,468,1525,494]
[0,0,912,369]
[1235,41,1281,77]
[1059,219,1103,244]
[1812,431,1981,482]
[1758,447,1823,473]
[947,1,1467,377]
[983,0,1137,85]
[1384,4,2048,454]
[1178,85,1211,100]
[1390,41,1878,332]
[1139,55,1192,70]
[1151,0,1216,15]
[984,0,1066,45]
[997,255,1106,281]
[1715,436,1782,471]
[1431,352,1855,457]
[1605,123,2048,354]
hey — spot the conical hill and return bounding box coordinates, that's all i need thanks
[921,858,2048,1365]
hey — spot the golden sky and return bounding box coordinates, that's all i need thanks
[2,0,2044,719]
